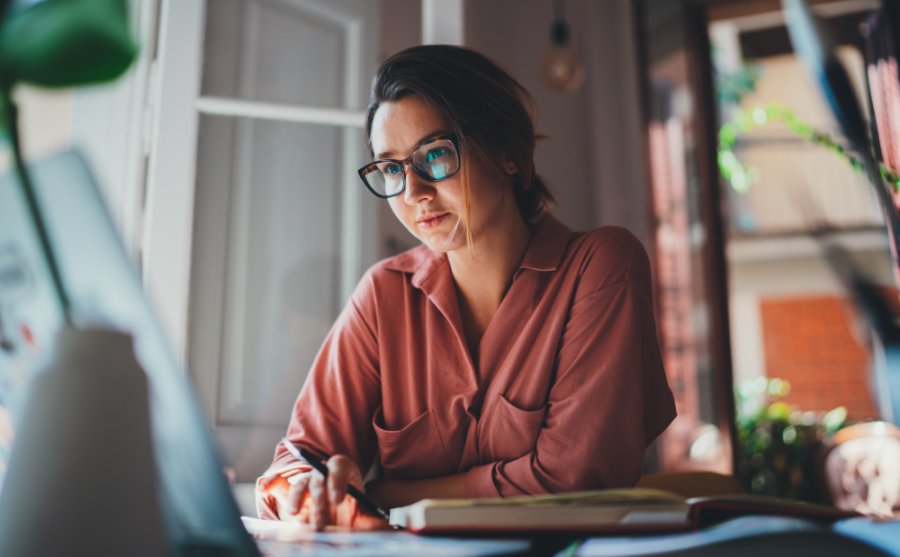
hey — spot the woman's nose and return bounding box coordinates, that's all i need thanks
[402,166,435,205]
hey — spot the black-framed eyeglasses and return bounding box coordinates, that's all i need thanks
[357,134,460,198]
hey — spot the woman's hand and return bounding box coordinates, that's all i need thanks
[256,455,389,530]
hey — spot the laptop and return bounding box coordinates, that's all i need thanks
[0,151,529,557]
[0,151,259,556]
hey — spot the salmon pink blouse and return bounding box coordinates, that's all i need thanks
[260,213,675,516]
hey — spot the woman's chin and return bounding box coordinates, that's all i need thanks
[421,234,466,254]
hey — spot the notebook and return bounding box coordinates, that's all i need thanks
[391,488,859,534]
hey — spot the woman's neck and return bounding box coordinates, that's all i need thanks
[447,203,533,360]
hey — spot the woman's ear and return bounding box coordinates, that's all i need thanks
[503,157,518,175]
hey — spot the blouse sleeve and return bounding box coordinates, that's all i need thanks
[466,232,676,498]
[263,271,383,480]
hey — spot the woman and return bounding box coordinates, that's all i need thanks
[256,45,676,529]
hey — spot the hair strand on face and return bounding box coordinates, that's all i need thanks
[460,142,475,252]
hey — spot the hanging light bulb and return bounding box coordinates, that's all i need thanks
[539,0,585,92]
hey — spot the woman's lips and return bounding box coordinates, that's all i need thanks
[417,213,449,230]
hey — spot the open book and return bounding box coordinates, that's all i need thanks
[390,489,859,534]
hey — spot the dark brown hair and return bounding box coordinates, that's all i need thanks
[365,45,555,245]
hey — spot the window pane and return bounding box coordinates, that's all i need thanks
[201,0,345,107]
[189,114,365,477]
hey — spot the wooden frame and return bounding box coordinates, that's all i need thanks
[684,0,739,477]
[631,0,738,476]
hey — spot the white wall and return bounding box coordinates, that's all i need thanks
[466,0,595,233]
[466,0,649,239]
[582,0,650,243]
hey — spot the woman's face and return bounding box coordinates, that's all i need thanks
[370,95,514,254]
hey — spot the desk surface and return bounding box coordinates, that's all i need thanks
[242,515,900,557]
[243,517,533,557]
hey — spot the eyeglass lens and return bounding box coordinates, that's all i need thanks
[361,138,459,197]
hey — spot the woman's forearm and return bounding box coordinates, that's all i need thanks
[365,472,468,510]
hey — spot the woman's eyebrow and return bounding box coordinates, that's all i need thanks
[376,130,451,160]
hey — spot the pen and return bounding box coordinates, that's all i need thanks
[280,438,395,526]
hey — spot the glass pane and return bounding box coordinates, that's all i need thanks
[201,0,345,107]
[189,115,367,476]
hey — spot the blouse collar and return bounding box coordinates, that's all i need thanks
[383,212,574,287]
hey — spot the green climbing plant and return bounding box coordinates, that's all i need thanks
[719,101,900,194]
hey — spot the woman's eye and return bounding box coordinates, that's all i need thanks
[426,147,450,162]
[383,163,402,175]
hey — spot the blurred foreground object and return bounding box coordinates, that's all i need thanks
[783,0,900,288]
[817,421,900,517]
[0,329,165,556]
[861,1,900,199]
[0,0,137,88]
[0,3,166,556]
[0,151,261,555]
[0,0,137,326]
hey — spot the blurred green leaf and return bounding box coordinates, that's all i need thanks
[0,0,137,88]
[823,407,847,432]
[766,401,792,422]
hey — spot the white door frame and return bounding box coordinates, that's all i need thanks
[143,0,207,366]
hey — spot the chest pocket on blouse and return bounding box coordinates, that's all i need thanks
[373,406,454,479]
[481,394,548,462]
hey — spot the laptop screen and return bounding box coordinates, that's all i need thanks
[0,151,259,556]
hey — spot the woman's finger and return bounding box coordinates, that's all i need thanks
[286,472,311,517]
[326,454,362,507]
[308,470,331,530]
[254,476,283,520]
[257,472,280,488]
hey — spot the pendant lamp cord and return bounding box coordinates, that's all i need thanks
[3,87,73,326]
[554,0,566,21]
[551,0,570,46]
